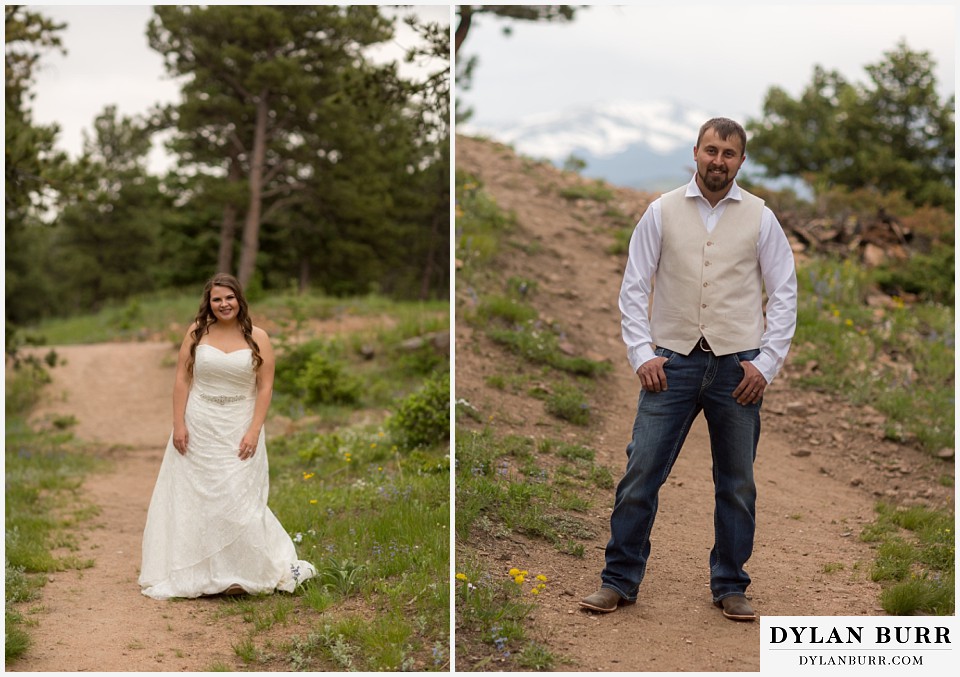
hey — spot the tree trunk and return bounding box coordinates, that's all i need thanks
[419,211,442,299]
[237,91,269,289]
[216,157,243,274]
[298,256,310,293]
[454,6,472,56]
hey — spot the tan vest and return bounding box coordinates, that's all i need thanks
[651,185,765,356]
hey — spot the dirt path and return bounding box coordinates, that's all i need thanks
[11,342,244,672]
[455,136,953,671]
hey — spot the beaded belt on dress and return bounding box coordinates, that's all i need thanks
[198,392,250,405]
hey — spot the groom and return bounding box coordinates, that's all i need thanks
[580,118,797,621]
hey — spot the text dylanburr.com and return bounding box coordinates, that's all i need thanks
[761,617,956,675]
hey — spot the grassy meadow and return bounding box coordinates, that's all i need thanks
[5,290,450,670]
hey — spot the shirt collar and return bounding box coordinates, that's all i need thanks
[685,174,742,203]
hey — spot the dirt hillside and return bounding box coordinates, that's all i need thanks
[454,135,953,671]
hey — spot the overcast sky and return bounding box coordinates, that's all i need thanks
[459,2,956,129]
[20,3,959,171]
[29,4,451,173]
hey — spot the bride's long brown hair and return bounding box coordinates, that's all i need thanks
[186,273,262,376]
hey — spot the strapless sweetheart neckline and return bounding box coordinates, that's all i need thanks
[197,344,252,355]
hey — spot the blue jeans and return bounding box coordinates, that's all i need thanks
[600,345,762,603]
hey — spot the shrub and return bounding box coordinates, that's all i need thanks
[275,340,324,390]
[873,243,955,304]
[296,353,362,406]
[5,362,52,417]
[388,371,450,450]
[275,339,362,406]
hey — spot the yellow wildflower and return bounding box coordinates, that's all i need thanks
[302,472,315,480]
[536,574,548,582]
[531,588,540,595]
[455,573,467,581]
[514,575,525,584]
[309,499,318,505]
[508,568,520,577]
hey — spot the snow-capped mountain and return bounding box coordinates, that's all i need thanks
[462,100,750,191]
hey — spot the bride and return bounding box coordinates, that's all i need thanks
[139,273,316,599]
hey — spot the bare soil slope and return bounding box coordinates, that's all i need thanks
[455,135,953,671]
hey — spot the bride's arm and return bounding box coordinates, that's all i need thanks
[239,327,274,461]
[172,325,195,455]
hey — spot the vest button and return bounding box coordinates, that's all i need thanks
[703,282,709,287]
[706,241,714,246]
[704,261,712,266]
[701,304,707,308]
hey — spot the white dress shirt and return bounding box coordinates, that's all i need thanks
[619,176,798,384]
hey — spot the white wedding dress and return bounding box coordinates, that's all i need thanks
[139,344,316,599]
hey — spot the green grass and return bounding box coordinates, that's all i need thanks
[474,295,539,326]
[31,287,446,347]
[454,557,557,672]
[29,290,199,344]
[793,257,954,454]
[5,367,105,661]
[228,402,449,670]
[543,383,592,425]
[455,166,614,668]
[559,181,615,203]
[232,637,258,664]
[4,615,31,663]
[486,323,610,378]
[456,429,612,670]
[517,642,556,671]
[266,298,447,419]
[860,502,954,615]
[455,174,610,444]
[456,170,518,276]
[211,353,449,671]
[880,577,954,615]
[455,428,600,556]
